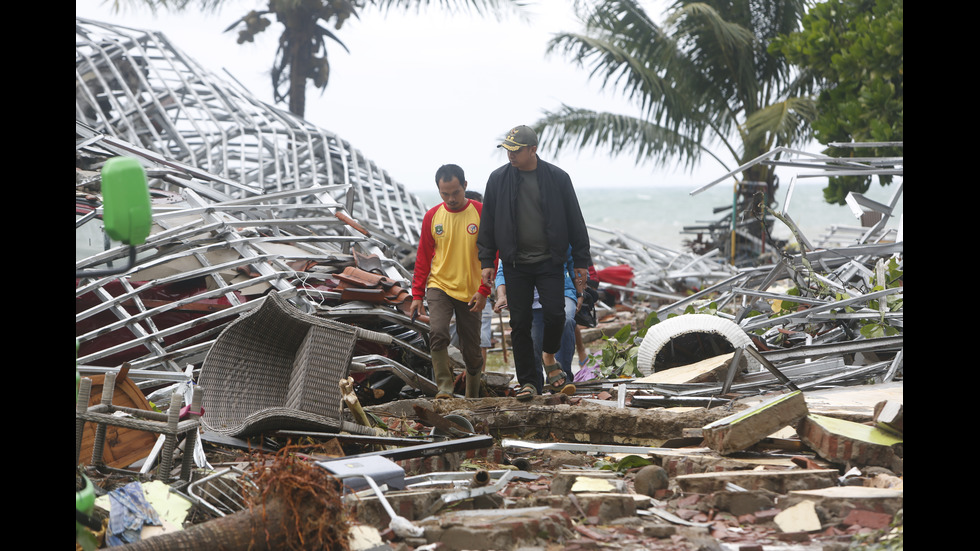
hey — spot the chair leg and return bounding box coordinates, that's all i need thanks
[159,395,183,482]
[91,372,117,469]
[76,377,92,465]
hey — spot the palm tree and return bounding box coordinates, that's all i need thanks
[116,0,528,118]
[536,0,816,252]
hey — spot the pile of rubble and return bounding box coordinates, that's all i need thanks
[75,16,902,551]
[76,202,903,549]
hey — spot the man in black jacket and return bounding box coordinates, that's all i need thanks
[477,125,591,401]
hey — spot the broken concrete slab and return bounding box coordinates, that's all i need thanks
[785,486,904,519]
[797,381,904,421]
[373,397,740,446]
[796,413,903,474]
[873,399,904,436]
[673,469,839,494]
[649,447,813,477]
[702,390,808,454]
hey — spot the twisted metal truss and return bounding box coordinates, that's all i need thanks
[75,17,432,374]
[75,17,427,260]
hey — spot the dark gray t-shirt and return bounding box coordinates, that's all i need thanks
[514,169,550,264]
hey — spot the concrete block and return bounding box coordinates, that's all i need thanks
[702,391,808,455]
[774,500,822,533]
[796,414,903,473]
[536,492,637,523]
[873,400,903,436]
[706,490,776,516]
[415,506,574,550]
[674,469,838,494]
[350,489,441,526]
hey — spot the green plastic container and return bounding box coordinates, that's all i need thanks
[100,156,152,246]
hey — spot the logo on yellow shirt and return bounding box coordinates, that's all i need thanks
[435,224,444,235]
[467,223,478,234]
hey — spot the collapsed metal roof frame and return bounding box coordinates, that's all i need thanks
[76,17,427,261]
[689,142,904,248]
[76,17,434,376]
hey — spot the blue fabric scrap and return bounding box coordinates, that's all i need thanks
[106,481,162,546]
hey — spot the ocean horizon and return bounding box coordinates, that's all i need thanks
[414,180,903,252]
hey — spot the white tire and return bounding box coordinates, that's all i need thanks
[636,314,759,375]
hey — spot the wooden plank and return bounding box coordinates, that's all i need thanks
[634,352,735,384]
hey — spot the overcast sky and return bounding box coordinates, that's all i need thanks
[76,0,748,194]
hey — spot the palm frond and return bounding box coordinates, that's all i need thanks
[534,106,729,173]
[315,24,351,54]
[741,96,817,149]
[549,1,721,133]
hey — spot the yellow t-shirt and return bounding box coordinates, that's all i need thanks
[412,200,487,302]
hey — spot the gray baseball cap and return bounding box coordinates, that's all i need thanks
[498,125,538,151]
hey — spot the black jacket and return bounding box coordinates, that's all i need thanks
[477,156,591,270]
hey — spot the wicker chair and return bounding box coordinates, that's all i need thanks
[199,292,383,436]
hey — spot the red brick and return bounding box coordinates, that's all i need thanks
[738,513,756,524]
[842,509,893,530]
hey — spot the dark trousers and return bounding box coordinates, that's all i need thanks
[502,260,566,393]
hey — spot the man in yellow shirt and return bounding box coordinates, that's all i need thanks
[410,164,492,398]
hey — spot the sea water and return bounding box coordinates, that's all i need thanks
[415,180,903,251]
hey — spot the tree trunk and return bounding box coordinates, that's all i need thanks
[287,19,314,118]
[111,496,331,551]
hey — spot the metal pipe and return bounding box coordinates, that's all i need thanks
[471,469,490,488]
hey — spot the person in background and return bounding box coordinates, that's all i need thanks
[478,125,591,401]
[450,190,495,377]
[410,164,491,399]
[556,248,578,383]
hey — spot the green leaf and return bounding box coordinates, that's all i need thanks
[594,459,617,471]
[645,311,660,328]
[77,530,99,551]
[613,324,633,342]
[860,322,885,339]
[614,455,653,472]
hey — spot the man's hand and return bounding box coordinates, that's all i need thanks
[468,292,487,313]
[573,268,588,294]
[493,285,508,313]
[409,299,425,320]
[482,267,495,289]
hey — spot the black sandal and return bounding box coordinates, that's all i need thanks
[515,383,537,402]
[545,366,576,395]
